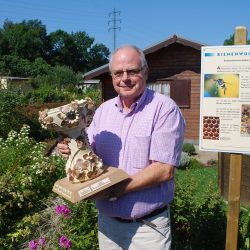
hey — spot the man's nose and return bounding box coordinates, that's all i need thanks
[121,71,129,80]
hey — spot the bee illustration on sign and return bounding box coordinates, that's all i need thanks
[213,78,231,95]
[204,74,239,98]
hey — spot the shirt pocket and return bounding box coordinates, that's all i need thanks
[128,135,151,169]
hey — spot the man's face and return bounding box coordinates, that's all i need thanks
[110,47,148,102]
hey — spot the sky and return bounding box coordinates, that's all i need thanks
[0,0,250,52]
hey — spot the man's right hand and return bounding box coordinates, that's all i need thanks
[57,142,71,159]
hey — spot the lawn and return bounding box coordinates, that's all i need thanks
[175,165,219,201]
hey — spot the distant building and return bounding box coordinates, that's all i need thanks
[77,79,101,92]
[0,76,31,90]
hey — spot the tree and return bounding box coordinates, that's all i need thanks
[48,31,110,72]
[87,43,109,71]
[0,55,50,77]
[224,34,250,45]
[71,31,94,72]
[0,19,110,76]
[0,19,48,61]
[48,30,79,69]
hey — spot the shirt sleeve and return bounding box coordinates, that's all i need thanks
[149,102,186,166]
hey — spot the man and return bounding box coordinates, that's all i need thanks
[58,45,185,250]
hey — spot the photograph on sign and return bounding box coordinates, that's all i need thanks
[199,45,250,154]
[203,74,239,98]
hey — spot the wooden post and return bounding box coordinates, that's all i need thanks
[225,26,247,250]
[226,154,242,250]
[234,26,248,45]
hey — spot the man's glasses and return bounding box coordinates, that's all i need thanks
[111,66,144,80]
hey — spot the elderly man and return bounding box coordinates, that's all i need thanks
[58,45,185,250]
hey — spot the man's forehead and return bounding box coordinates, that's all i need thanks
[112,49,140,66]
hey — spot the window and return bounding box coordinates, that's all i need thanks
[147,82,170,96]
[147,80,191,108]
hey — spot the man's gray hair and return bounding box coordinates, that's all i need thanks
[109,45,148,71]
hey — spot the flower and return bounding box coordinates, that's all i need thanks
[38,237,46,246]
[59,235,72,249]
[28,240,38,250]
[55,204,71,218]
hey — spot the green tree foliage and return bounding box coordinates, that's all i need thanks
[48,30,109,72]
[34,65,82,90]
[0,55,50,77]
[48,30,79,70]
[224,34,250,45]
[0,19,110,76]
[0,19,48,61]
[88,43,110,71]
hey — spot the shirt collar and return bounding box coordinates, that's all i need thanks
[114,88,148,113]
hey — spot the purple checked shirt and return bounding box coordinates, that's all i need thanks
[87,88,185,219]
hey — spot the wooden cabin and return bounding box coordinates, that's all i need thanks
[84,34,205,143]
[84,34,250,206]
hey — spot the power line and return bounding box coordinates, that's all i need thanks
[108,8,121,51]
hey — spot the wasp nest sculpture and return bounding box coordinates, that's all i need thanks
[39,98,104,183]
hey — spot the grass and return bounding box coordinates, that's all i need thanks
[175,158,219,202]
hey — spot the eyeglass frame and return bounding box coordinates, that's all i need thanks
[110,65,146,80]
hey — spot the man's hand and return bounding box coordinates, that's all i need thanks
[57,141,71,159]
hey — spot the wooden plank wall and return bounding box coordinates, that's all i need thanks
[177,71,201,142]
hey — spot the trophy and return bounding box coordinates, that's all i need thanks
[39,98,104,183]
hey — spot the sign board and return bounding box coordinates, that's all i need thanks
[199,45,250,154]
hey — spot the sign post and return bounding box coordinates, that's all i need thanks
[225,26,247,250]
[199,26,249,250]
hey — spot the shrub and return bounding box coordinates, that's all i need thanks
[9,198,98,250]
[0,125,66,248]
[0,90,24,138]
[182,143,196,155]
[172,169,227,249]
[188,158,205,170]
[178,152,191,169]
[239,207,250,250]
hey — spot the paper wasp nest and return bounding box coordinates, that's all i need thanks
[39,98,104,183]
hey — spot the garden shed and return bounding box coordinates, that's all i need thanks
[84,34,205,143]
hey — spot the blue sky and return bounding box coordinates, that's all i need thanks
[1,0,250,52]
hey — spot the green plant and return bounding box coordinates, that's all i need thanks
[0,125,66,248]
[13,198,98,250]
[182,143,196,155]
[188,158,205,170]
[178,152,191,169]
[239,207,250,250]
[0,90,24,138]
[172,168,227,249]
